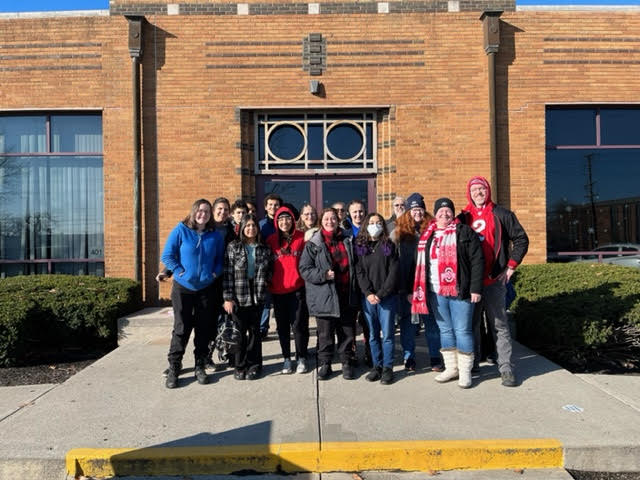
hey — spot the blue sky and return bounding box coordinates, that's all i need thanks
[0,0,637,12]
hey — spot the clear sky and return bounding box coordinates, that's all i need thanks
[0,0,637,12]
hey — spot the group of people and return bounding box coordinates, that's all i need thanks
[159,175,529,390]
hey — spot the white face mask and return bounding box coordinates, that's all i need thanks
[367,224,383,238]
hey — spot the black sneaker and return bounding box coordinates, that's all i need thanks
[318,363,332,380]
[366,366,382,382]
[165,368,179,389]
[404,358,416,372]
[342,363,355,380]
[380,367,394,385]
[501,370,518,387]
[234,369,246,380]
[195,365,208,385]
[163,360,182,377]
[247,367,261,380]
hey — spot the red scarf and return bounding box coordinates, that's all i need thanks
[411,219,459,314]
[463,175,497,285]
[321,228,349,294]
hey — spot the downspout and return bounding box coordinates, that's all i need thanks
[126,16,145,283]
[480,10,502,202]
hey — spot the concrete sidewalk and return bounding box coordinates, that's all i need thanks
[0,307,639,479]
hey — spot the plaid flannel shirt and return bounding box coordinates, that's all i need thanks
[223,240,273,307]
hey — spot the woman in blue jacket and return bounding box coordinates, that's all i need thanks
[161,199,225,389]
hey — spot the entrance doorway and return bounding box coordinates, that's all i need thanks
[256,175,376,217]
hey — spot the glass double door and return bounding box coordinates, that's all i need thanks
[256,175,376,217]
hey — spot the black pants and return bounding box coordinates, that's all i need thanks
[168,282,215,364]
[272,289,310,360]
[472,306,497,365]
[234,305,262,371]
[207,277,224,361]
[355,309,370,356]
[316,304,356,365]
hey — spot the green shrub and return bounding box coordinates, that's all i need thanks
[0,275,141,367]
[512,263,640,372]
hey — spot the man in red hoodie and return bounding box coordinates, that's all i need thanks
[459,176,529,387]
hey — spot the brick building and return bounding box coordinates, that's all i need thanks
[1,1,639,302]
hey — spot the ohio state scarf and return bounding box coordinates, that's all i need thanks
[411,219,459,314]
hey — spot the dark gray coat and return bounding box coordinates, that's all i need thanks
[299,229,359,318]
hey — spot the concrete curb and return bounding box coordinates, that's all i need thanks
[66,439,563,477]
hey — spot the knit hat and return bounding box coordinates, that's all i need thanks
[433,197,455,215]
[469,177,490,190]
[405,192,426,210]
[276,211,292,220]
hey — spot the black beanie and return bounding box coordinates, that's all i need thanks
[433,197,455,214]
[405,192,426,210]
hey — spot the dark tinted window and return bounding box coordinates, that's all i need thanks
[546,109,596,146]
[546,147,640,253]
[600,108,640,145]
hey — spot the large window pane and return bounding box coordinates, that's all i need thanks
[0,113,104,277]
[600,108,640,146]
[0,115,46,153]
[546,148,640,254]
[51,115,103,153]
[546,109,596,146]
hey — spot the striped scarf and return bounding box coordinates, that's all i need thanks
[411,219,459,314]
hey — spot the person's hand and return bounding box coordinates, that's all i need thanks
[326,269,335,281]
[223,300,235,314]
[155,272,168,282]
[504,267,515,283]
[497,266,515,284]
[367,294,380,305]
[470,293,482,303]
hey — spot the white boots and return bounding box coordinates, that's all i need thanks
[434,349,474,389]
[434,349,458,383]
[457,351,474,389]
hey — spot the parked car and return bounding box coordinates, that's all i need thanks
[578,243,640,268]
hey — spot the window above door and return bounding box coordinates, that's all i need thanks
[255,111,377,174]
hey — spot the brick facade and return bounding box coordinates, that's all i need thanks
[1,3,639,302]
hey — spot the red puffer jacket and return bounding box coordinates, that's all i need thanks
[266,206,306,294]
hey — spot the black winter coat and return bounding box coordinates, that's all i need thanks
[458,205,528,280]
[354,240,400,300]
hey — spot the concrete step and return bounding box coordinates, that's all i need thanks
[117,307,174,345]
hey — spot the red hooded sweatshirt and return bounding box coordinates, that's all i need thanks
[266,206,306,294]
[462,176,499,286]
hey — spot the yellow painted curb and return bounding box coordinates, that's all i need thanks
[67,438,563,478]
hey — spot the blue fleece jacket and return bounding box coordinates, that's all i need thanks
[161,222,225,291]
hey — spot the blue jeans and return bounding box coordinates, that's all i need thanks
[428,292,475,354]
[423,311,441,362]
[397,295,417,361]
[398,295,441,362]
[362,294,397,368]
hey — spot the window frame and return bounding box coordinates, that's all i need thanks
[254,110,378,174]
[0,112,104,276]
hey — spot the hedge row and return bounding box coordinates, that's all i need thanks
[0,275,141,367]
[511,263,640,372]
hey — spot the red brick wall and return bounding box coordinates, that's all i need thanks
[2,9,639,302]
